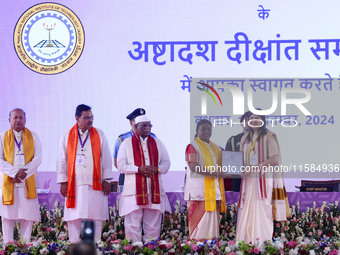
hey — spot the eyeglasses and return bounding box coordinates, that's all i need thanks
[83,116,94,120]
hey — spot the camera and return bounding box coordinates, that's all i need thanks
[80,220,95,243]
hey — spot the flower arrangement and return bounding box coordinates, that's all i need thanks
[1,200,340,254]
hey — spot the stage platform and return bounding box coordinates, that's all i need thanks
[38,192,340,213]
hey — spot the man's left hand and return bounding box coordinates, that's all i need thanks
[13,177,22,183]
[102,180,111,196]
[147,166,158,174]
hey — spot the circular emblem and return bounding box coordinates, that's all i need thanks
[14,3,85,75]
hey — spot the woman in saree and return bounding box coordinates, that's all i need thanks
[184,119,228,240]
[236,112,290,244]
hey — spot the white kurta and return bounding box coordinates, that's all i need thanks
[0,130,41,221]
[56,127,113,221]
[117,136,171,216]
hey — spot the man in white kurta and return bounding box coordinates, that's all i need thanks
[57,104,113,243]
[0,109,41,244]
[117,115,171,242]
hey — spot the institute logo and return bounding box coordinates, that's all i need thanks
[14,3,85,74]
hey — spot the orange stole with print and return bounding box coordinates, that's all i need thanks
[66,124,102,208]
[3,128,37,205]
[132,134,160,205]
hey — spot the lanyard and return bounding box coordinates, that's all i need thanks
[78,131,89,152]
[14,136,22,153]
[249,131,261,152]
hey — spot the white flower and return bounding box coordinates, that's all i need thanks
[132,241,143,247]
[258,243,266,253]
[273,240,284,249]
[57,252,65,255]
[40,247,49,254]
[309,250,316,255]
[102,232,109,239]
[33,237,43,248]
[289,248,298,255]
[324,247,331,253]
[112,244,120,250]
[225,247,231,253]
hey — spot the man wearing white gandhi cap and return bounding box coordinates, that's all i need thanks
[117,115,171,241]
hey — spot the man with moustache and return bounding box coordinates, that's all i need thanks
[0,108,41,244]
[117,115,171,242]
[113,108,156,190]
[57,104,113,243]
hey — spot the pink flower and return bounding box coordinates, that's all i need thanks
[284,226,289,231]
[308,232,313,236]
[114,251,119,255]
[119,230,123,234]
[229,240,234,245]
[148,245,154,249]
[177,224,181,229]
[109,225,113,229]
[124,246,132,251]
[47,228,52,231]
[61,236,65,240]
[318,230,322,236]
[191,244,197,251]
[113,240,121,244]
[0,251,5,255]
[166,242,172,248]
[276,223,280,228]
[254,248,260,254]
[248,248,253,253]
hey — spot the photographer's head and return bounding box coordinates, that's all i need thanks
[70,242,96,255]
